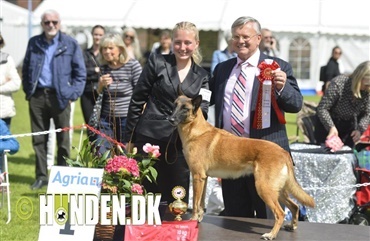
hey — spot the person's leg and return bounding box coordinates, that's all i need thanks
[221,177,254,217]
[96,115,115,154]
[80,91,96,124]
[0,118,11,173]
[116,117,127,145]
[29,92,50,182]
[50,96,71,166]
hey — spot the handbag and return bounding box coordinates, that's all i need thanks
[87,92,103,137]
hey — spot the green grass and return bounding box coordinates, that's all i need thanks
[0,90,320,240]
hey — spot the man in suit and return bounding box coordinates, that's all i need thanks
[210,16,303,218]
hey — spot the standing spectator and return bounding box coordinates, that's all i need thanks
[22,9,86,190]
[124,21,210,205]
[321,46,342,93]
[152,30,172,55]
[259,28,279,57]
[144,30,173,65]
[210,16,302,218]
[122,27,142,62]
[315,61,370,148]
[210,31,237,75]
[96,33,142,153]
[0,34,21,128]
[81,25,105,133]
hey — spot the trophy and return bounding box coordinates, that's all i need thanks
[168,186,188,221]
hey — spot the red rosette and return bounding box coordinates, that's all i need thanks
[257,60,280,82]
[253,60,286,129]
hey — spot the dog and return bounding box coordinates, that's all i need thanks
[169,94,315,240]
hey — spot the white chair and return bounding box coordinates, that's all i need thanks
[0,150,11,224]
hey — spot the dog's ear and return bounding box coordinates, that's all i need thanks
[177,85,185,96]
[192,95,202,114]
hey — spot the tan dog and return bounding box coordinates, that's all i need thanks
[169,94,315,240]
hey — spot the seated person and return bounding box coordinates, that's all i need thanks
[314,61,370,148]
[0,119,19,174]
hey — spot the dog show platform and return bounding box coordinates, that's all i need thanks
[192,215,369,240]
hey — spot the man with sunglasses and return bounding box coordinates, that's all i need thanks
[22,9,86,190]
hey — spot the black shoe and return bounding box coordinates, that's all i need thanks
[30,179,48,190]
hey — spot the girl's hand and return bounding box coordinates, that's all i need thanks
[351,130,361,144]
[327,126,339,139]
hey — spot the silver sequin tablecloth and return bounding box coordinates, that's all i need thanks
[290,143,357,223]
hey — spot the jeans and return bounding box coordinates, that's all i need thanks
[96,115,127,154]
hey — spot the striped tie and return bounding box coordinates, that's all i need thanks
[231,65,247,136]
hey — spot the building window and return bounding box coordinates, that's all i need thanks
[289,37,310,80]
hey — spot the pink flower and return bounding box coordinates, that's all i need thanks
[105,155,140,177]
[143,143,161,158]
[131,183,144,194]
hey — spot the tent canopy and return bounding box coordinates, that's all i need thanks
[34,0,370,36]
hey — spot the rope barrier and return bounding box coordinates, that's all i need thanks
[1,124,370,191]
[0,123,125,148]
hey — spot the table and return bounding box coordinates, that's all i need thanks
[197,215,370,241]
[290,143,357,223]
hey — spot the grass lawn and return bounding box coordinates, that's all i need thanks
[0,89,320,240]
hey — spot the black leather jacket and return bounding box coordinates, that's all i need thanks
[124,53,210,143]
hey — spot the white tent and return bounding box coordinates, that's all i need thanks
[0,1,37,66]
[33,0,369,36]
[27,0,370,91]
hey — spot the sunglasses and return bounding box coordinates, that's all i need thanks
[125,35,134,40]
[43,21,59,26]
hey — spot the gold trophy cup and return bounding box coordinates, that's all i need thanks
[168,186,188,221]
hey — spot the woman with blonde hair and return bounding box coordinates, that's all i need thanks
[122,27,142,62]
[315,60,370,147]
[124,21,210,205]
[96,33,142,153]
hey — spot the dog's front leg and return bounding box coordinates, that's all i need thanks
[191,173,206,222]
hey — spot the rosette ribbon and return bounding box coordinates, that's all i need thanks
[252,59,286,129]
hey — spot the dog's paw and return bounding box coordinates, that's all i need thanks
[284,224,297,231]
[261,233,275,240]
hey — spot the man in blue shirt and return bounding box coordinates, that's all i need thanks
[22,9,86,190]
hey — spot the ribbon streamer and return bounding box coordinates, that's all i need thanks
[253,60,286,129]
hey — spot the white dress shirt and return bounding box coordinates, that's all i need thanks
[223,49,261,137]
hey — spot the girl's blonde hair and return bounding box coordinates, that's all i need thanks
[351,61,370,98]
[99,33,129,65]
[172,21,202,65]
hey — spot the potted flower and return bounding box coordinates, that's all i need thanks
[101,143,160,200]
[65,138,111,168]
[65,139,160,240]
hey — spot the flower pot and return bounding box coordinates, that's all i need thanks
[94,206,115,241]
[112,205,131,241]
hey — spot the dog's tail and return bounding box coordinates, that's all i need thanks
[287,161,315,208]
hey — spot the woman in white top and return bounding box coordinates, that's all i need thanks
[0,34,21,128]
